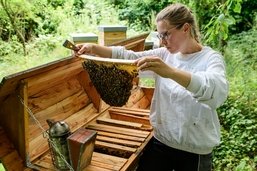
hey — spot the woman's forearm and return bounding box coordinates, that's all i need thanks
[92,44,112,58]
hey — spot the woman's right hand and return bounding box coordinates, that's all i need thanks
[74,43,95,56]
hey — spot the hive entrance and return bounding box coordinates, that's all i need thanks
[80,55,138,106]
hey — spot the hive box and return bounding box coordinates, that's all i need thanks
[67,128,97,171]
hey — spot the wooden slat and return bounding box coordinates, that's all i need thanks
[0,57,79,105]
[97,135,141,148]
[26,60,83,95]
[29,90,90,142]
[0,128,16,158]
[78,71,101,112]
[87,124,150,138]
[32,89,90,124]
[96,131,145,142]
[96,117,143,129]
[90,152,127,171]
[125,87,145,108]
[85,165,112,171]
[29,103,98,161]
[1,151,24,171]
[109,112,151,126]
[92,152,127,167]
[28,77,83,113]
[95,141,136,157]
[108,108,149,117]
[111,107,150,114]
[34,153,55,170]
[131,95,151,109]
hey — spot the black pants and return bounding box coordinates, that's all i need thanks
[136,137,212,171]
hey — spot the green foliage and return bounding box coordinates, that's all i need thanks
[213,29,257,171]
[203,0,242,48]
[106,0,173,31]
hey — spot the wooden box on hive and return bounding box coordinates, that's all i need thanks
[98,25,127,46]
[67,128,97,171]
[70,33,98,45]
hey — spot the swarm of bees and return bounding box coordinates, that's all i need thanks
[82,60,138,106]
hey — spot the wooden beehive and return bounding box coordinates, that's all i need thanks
[98,25,127,46]
[71,33,98,44]
[0,32,154,170]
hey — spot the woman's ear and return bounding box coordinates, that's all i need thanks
[182,23,190,33]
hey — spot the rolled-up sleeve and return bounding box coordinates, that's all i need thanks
[187,54,229,109]
[111,46,167,60]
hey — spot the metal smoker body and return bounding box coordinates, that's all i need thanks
[47,119,71,170]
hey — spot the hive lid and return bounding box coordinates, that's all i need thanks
[79,55,138,77]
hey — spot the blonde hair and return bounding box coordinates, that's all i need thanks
[156,3,201,43]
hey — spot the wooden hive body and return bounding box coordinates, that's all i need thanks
[0,32,154,170]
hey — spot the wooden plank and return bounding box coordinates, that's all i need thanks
[109,112,151,126]
[96,135,141,148]
[87,124,150,138]
[131,95,151,109]
[78,71,101,112]
[1,150,24,171]
[108,108,149,117]
[120,132,153,171]
[85,165,112,171]
[34,153,56,170]
[0,57,79,105]
[142,87,154,102]
[0,127,16,158]
[26,60,83,95]
[29,90,90,142]
[96,131,145,142]
[125,87,145,108]
[29,103,99,161]
[95,141,136,158]
[92,152,127,167]
[28,77,83,113]
[33,89,90,124]
[96,117,143,129]
[111,107,150,114]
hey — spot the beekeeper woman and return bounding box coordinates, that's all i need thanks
[75,3,228,171]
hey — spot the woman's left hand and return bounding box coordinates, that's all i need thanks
[135,56,174,78]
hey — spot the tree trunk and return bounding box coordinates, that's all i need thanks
[0,0,27,55]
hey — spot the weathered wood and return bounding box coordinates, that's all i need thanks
[131,95,151,109]
[29,103,99,161]
[28,77,83,113]
[33,89,90,123]
[78,71,101,112]
[96,131,145,142]
[96,117,143,129]
[91,152,127,168]
[87,124,150,138]
[111,107,150,114]
[97,135,141,148]
[0,128,15,158]
[124,87,145,108]
[120,132,153,171]
[110,32,150,52]
[109,112,151,126]
[142,87,154,102]
[1,150,24,171]
[67,128,97,171]
[108,108,149,117]
[95,140,136,158]
[26,59,83,96]
[0,57,79,105]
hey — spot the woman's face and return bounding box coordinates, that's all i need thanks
[156,20,187,53]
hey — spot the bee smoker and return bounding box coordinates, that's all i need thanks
[46,119,71,170]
